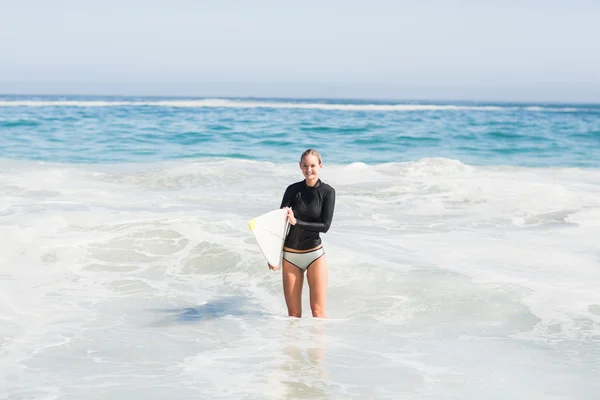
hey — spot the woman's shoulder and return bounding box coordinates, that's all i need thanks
[319,181,335,194]
[285,181,305,191]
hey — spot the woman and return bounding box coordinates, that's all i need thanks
[270,149,336,318]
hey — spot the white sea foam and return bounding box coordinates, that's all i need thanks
[0,98,594,113]
[1,157,599,398]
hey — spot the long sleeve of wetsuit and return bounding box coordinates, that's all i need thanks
[295,188,336,233]
[280,185,294,209]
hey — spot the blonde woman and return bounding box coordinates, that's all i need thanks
[271,149,336,318]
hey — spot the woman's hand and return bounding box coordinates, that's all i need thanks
[268,263,279,271]
[285,207,297,225]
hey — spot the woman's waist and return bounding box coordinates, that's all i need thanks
[283,244,323,253]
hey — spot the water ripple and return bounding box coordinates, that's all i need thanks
[1,96,599,167]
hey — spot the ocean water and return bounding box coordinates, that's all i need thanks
[1,96,599,399]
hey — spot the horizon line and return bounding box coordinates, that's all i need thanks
[1,79,600,105]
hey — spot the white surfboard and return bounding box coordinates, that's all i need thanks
[248,209,290,268]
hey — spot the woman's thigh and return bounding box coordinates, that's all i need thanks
[282,259,304,317]
[306,255,328,317]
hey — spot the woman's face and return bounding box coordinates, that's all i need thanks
[299,154,322,180]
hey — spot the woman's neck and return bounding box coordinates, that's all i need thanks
[305,177,319,187]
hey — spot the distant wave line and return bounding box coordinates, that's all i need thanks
[0,99,591,112]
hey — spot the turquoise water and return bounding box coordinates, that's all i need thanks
[1,95,599,166]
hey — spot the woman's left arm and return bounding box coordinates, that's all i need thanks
[294,187,336,233]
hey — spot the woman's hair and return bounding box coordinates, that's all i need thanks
[300,148,323,165]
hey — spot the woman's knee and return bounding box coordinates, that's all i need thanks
[311,304,326,318]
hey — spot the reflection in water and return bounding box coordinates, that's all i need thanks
[280,319,331,399]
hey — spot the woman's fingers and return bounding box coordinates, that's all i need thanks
[268,263,279,271]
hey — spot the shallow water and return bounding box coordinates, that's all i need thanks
[1,156,599,398]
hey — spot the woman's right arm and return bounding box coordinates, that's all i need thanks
[280,185,293,209]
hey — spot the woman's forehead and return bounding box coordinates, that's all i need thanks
[301,155,320,164]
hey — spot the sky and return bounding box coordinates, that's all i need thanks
[1,0,599,102]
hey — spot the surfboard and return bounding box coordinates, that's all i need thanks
[248,208,290,268]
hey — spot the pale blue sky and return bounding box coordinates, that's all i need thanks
[1,0,599,101]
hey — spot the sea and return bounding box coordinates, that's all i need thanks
[1,95,599,399]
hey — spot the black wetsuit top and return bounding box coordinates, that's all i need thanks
[280,179,336,250]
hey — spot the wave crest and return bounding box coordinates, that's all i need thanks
[0,99,593,112]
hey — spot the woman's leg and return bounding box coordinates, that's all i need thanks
[282,259,304,318]
[306,255,328,318]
